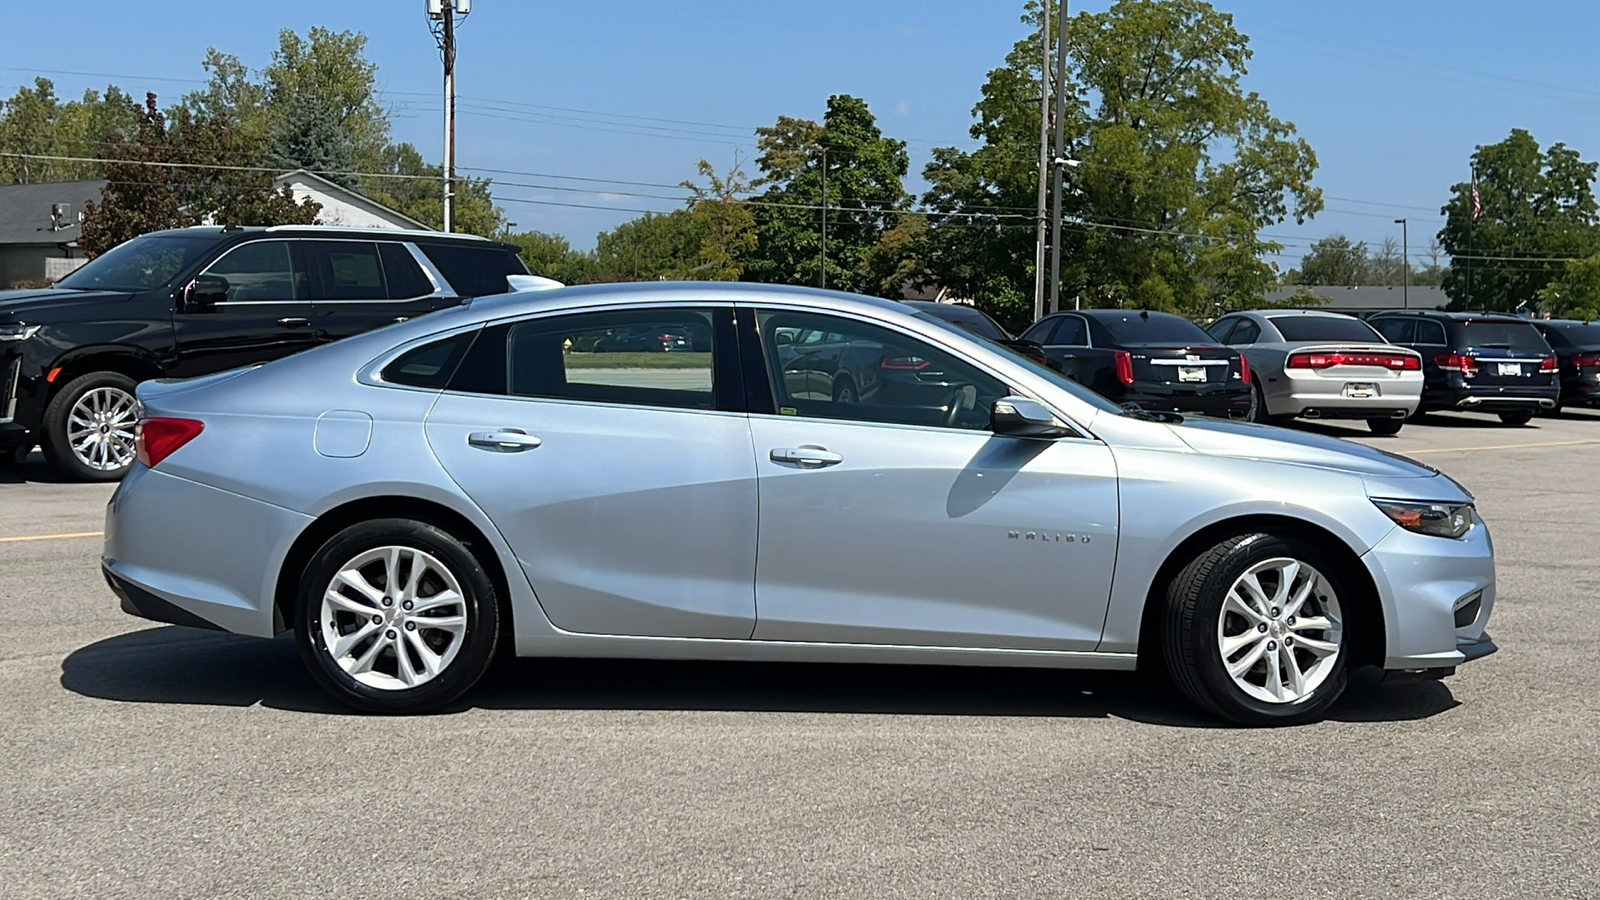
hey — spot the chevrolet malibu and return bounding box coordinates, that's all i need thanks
[102,283,1498,725]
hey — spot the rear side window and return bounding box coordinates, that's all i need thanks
[1456,320,1550,350]
[1270,316,1382,342]
[381,331,477,388]
[1225,319,1261,345]
[1021,318,1059,343]
[1370,318,1415,344]
[1204,318,1238,342]
[1414,320,1447,344]
[420,244,530,298]
[307,241,385,300]
[1095,312,1212,344]
[380,243,436,299]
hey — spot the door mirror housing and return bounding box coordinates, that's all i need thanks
[184,274,229,310]
[991,396,1074,439]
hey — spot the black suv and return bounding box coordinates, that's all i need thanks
[0,225,529,480]
[1530,318,1600,412]
[1367,310,1559,424]
[1020,309,1253,418]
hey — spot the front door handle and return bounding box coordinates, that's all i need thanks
[277,317,310,328]
[467,429,543,452]
[770,445,843,468]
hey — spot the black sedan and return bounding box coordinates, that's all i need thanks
[1020,309,1253,418]
[1531,318,1600,411]
[901,300,1052,367]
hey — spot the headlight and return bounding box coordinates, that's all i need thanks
[0,323,41,342]
[1373,499,1474,539]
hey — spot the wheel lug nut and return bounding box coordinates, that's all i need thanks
[1270,607,1280,617]
[1284,636,1294,646]
[386,629,397,639]
[381,597,393,607]
[1286,616,1296,626]
[1267,640,1277,651]
[1257,623,1269,633]
[371,614,382,625]
[402,600,413,610]
[405,621,416,631]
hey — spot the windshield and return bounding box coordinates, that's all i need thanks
[55,234,219,293]
[915,314,1124,416]
[1096,312,1213,345]
[1459,320,1549,350]
[1271,315,1382,343]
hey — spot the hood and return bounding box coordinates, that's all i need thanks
[0,287,133,319]
[1168,417,1438,479]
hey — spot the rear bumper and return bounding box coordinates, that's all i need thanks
[1422,383,1560,412]
[1122,384,1252,418]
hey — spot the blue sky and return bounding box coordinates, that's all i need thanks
[6,0,1600,269]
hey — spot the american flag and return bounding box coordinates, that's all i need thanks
[1471,172,1481,221]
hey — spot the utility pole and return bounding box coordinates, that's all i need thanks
[1032,0,1051,323]
[819,146,828,289]
[428,0,470,233]
[1394,218,1409,309]
[1049,1,1069,314]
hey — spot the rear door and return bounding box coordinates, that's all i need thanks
[1024,314,1090,377]
[168,238,318,377]
[304,240,446,343]
[423,304,759,640]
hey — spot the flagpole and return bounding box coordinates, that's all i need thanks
[1467,166,1477,311]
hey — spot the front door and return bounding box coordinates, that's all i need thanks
[168,239,318,377]
[743,307,1120,651]
[424,305,759,639]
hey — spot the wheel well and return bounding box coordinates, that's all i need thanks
[47,354,163,404]
[832,374,856,398]
[1136,515,1386,671]
[272,496,515,639]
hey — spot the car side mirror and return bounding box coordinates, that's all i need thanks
[775,331,794,345]
[184,274,229,310]
[991,396,1074,439]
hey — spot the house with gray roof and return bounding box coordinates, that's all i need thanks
[0,179,104,287]
[1262,284,1449,315]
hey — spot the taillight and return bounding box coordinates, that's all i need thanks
[1540,355,1559,374]
[880,355,930,370]
[135,417,204,468]
[1237,354,1252,385]
[1113,349,1134,385]
[656,333,676,342]
[1286,351,1420,370]
[1574,353,1600,368]
[1434,352,1477,375]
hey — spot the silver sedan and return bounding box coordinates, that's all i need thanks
[1206,310,1424,434]
[102,283,1496,725]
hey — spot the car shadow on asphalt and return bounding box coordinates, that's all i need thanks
[0,450,66,484]
[60,625,1461,728]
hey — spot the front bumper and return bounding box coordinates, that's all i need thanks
[1362,510,1498,671]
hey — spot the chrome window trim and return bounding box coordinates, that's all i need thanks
[200,237,457,306]
[404,242,459,300]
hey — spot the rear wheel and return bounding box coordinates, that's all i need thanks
[1498,410,1535,426]
[40,371,139,482]
[1246,383,1270,423]
[1161,533,1351,726]
[1366,417,1404,436]
[833,378,858,404]
[295,518,500,714]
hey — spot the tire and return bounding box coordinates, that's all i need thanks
[295,518,501,714]
[1246,383,1270,423]
[1161,533,1351,726]
[833,378,858,404]
[1498,410,1534,426]
[40,371,140,482]
[1366,417,1404,436]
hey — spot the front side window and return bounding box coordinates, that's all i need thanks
[503,308,720,411]
[204,240,300,301]
[756,310,1008,430]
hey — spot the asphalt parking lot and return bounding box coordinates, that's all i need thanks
[2,411,1597,898]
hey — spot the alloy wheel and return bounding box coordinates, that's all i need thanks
[319,546,468,690]
[67,386,138,472]
[1216,557,1343,704]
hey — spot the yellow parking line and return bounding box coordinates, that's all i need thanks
[0,530,104,544]
[1409,438,1600,455]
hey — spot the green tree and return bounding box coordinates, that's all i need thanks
[0,79,140,183]
[1289,233,1371,285]
[744,95,911,295]
[359,141,504,236]
[594,210,704,281]
[79,94,319,256]
[1439,129,1600,312]
[679,156,758,280]
[503,229,598,284]
[1536,253,1600,320]
[262,28,388,186]
[923,0,1321,329]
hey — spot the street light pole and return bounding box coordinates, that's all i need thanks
[1394,218,1408,309]
[1048,0,1069,315]
[1032,0,1051,323]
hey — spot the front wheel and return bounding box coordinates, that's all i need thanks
[40,371,140,482]
[1161,533,1350,726]
[1367,417,1404,436]
[1498,410,1535,426]
[295,518,500,714]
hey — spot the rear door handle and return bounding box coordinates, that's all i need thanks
[467,429,543,452]
[277,317,310,328]
[770,445,843,467]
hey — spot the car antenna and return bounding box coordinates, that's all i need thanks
[1140,310,1149,319]
[220,222,243,233]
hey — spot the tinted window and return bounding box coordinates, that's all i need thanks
[1270,316,1382,342]
[205,240,301,301]
[1370,317,1415,343]
[908,303,1008,340]
[1094,312,1212,344]
[1226,319,1261,345]
[1021,318,1059,343]
[1051,316,1089,346]
[420,244,529,297]
[1549,322,1600,345]
[1456,320,1549,350]
[379,243,435,299]
[915,313,1120,416]
[1414,320,1447,344]
[1205,318,1238,342]
[56,234,219,292]
[308,241,385,300]
[382,331,476,388]
[505,309,718,410]
[756,310,1008,431]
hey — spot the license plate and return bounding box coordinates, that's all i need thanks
[1178,366,1206,383]
[1498,362,1522,376]
[1342,382,1376,399]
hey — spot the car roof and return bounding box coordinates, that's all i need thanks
[1074,308,1187,320]
[466,279,910,320]
[1537,318,1599,327]
[153,225,496,245]
[1250,309,1360,319]
[1369,309,1526,322]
